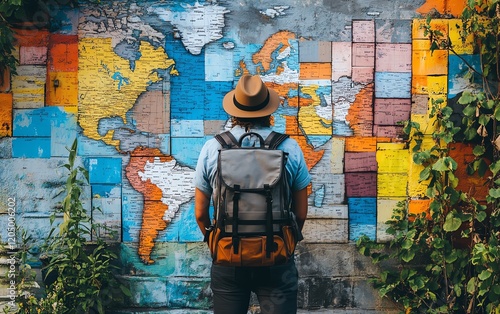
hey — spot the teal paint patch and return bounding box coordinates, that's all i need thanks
[125,276,168,307]
[12,137,51,158]
[161,201,204,242]
[13,109,52,137]
[51,113,78,157]
[13,107,74,137]
[348,197,377,241]
[92,184,121,198]
[374,72,412,98]
[86,157,122,184]
[171,136,210,169]
[78,136,122,156]
[166,278,212,309]
[119,242,211,277]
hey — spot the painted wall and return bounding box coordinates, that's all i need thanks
[0,0,476,312]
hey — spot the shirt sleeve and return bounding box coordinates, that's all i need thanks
[282,139,311,191]
[194,141,213,196]
[292,144,311,191]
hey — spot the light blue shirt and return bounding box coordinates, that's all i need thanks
[195,125,311,196]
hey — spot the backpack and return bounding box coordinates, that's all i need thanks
[205,131,302,267]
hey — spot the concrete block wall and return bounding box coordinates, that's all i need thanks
[111,243,398,313]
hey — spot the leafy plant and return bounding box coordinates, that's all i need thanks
[7,139,130,314]
[357,0,500,313]
[0,0,22,83]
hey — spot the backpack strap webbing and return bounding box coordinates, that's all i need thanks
[215,131,239,149]
[232,185,241,254]
[264,184,274,257]
[265,131,289,149]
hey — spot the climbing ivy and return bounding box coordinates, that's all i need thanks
[357,0,500,313]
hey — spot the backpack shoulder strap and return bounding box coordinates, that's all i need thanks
[215,131,239,149]
[265,131,289,149]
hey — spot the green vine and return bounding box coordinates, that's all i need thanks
[357,0,500,313]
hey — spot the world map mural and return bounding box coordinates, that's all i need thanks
[0,0,478,310]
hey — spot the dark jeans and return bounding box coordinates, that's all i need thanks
[210,260,298,314]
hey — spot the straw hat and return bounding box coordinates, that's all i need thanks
[222,75,280,118]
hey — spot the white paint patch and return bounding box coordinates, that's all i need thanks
[259,6,289,18]
[138,157,195,222]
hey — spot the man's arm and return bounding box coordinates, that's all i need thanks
[194,188,211,236]
[292,187,308,231]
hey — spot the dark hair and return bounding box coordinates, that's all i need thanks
[231,115,272,131]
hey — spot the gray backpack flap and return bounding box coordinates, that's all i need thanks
[219,146,285,234]
[208,131,298,266]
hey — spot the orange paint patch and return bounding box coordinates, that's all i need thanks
[408,199,432,220]
[138,201,168,264]
[285,115,299,135]
[291,134,324,171]
[412,75,429,95]
[126,147,173,264]
[298,96,314,108]
[265,82,299,107]
[299,63,332,80]
[346,83,374,137]
[345,136,377,152]
[448,143,491,201]
[0,93,13,137]
[252,31,296,72]
[48,36,78,72]
[13,28,50,47]
[416,0,466,17]
[412,19,449,40]
[412,50,448,76]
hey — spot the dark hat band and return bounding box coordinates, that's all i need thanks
[233,91,270,112]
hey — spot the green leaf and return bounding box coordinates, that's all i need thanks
[401,249,416,262]
[409,276,425,292]
[430,200,442,214]
[413,151,431,164]
[433,158,448,171]
[477,210,487,222]
[467,277,476,294]
[448,172,459,189]
[464,127,477,140]
[483,100,495,110]
[433,157,456,171]
[493,284,500,295]
[489,188,500,198]
[458,91,476,105]
[445,250,458,263]
[454,283,462,297]
[495,106,500,121]
[402,239,413,249]
[462,104,477,117]
[478,114,491,126]
[478,270,492,280]
[443,211,462,232]
[490,161,500,177]
[473,145,486,157]
[445,185,460,204]
[432,238,445,249]
[478,159,488,177]
[420,166,431,181]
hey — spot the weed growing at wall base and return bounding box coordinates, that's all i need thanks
[4,139,130,314]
